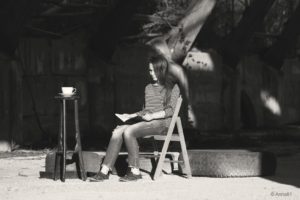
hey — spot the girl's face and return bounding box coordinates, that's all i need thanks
[149,63,158,82]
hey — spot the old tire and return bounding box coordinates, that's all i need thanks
[179,149,277,177]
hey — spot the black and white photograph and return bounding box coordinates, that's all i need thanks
[0,0,299,199]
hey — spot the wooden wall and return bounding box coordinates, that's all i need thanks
[0,56,22,151]
[18,32,89,146]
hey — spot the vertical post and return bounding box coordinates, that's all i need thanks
[153,123,174,180]
[62,99,66,182]
[74,99,87,181]
[53,100,64,180]
[177,117,192,178]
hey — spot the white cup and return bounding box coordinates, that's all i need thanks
[61,87,76,95]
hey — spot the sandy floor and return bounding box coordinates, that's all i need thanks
[0,149,299,200]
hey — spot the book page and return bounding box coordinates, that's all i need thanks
[115,113,130,122]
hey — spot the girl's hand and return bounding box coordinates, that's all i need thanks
[142,113,153,121]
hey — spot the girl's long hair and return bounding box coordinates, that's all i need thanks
[149,55,174,106]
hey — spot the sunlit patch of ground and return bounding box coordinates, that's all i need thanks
[0,138,300,200]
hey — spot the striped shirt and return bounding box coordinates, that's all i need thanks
[137,83,180,127]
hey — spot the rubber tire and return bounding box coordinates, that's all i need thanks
[179,149,277,177]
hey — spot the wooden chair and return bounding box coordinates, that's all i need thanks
[143,96,192,180]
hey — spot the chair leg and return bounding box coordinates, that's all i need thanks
[153,139,171,180]
[153,122,177,180]
[176,118,192,178]
[151,137,159,156]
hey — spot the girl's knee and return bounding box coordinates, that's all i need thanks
[123,128,134,139]
[112,127,124,138]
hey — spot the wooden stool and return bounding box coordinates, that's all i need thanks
[53,95,87,182]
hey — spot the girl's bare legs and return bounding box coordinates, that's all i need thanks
[101,125,129,170]
[123,120,167,168]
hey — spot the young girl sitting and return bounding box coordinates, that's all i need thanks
[90,54,180,182]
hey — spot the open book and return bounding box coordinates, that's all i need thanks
[115,113,144,123]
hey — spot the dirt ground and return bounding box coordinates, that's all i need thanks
[0,143,300,200]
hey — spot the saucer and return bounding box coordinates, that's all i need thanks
[58,93,76,97]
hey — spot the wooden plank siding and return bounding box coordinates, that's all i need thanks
[15,33,90,146]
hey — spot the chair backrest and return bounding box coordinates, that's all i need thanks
[163,95,182,137]
[145,95,183,140]
[170,95,183,122]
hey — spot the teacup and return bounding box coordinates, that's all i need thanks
[61,87,76,95]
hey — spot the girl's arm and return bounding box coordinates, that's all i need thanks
[142,111,166,121]
[163,84,180,118]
